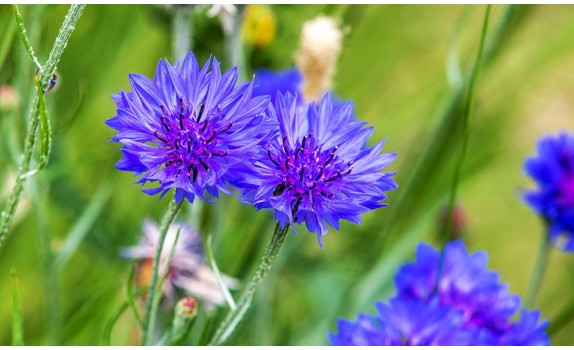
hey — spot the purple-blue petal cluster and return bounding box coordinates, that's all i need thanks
[106,52,271,203]
[235,92,398,247]
[330,297,473,346]
[328,240,550,345]
[524,132,574,251]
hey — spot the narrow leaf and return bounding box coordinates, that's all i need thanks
[35,77,51,171]
[206,235,236,310]
[13,4,43,72]
[126,264,143,329]
[103,287,146,346]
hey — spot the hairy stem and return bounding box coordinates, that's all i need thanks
[142,199,183,345]
[0,4,86,253]
[209,222,289,345]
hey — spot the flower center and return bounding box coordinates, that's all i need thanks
[269,134,354,212]
[153,97,232,182]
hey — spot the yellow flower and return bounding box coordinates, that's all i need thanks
[242,5,277,48]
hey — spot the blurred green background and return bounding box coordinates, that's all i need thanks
[1,4,574,345]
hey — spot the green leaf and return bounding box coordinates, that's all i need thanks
[103,286,147,346]
[102,301,129,346]
[35,77,51,171]
[13,4,43,72]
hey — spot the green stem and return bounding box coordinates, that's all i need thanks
[372,5,525,250]
[0,4,86,253]
[142,198,183,345]
[442,4,491,240]
[171,7,192,60]
[209,222,289,345]
[525,230,551,307]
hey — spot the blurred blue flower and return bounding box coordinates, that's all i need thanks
[234,92,397,247]
[252,68,302,104]
[524,132,574,251]
[395,240,519,332]
[329,297,473,346]
[106,52,271,203]
[328,240,550,345]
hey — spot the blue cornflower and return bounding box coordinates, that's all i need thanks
[523,132,574,251]
[235,92,397,247]
[252,68,302,104]
[329,297,473,346]
[106,52,271,203]
[328,240,550,345]
[395,240,520,332]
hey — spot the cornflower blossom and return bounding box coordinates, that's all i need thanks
[122,220,236,307]
[328,240,550,345]
[329,297,473,346]
[524,132,574,251]
[106,52,271,203]
[235,92,397,247]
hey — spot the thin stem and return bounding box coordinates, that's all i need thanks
[0,4,86,253]
[209,222,290,345]
[171,7,192,60]
[40,5,85,90]
[442,4,491,239]
[434,4,491,295]
[525,230,551,307]
[142,198,183,345]
[372,4,524,250]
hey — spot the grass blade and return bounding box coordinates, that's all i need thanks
[53,181,113,271]
[102,301,129,346]
[126,264,144,329]
[441,4,491,239]
[35,77,51,171]
[13,4,43,72]
[206,235,236,310]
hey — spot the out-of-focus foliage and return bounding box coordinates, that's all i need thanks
[1,4,574,345]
